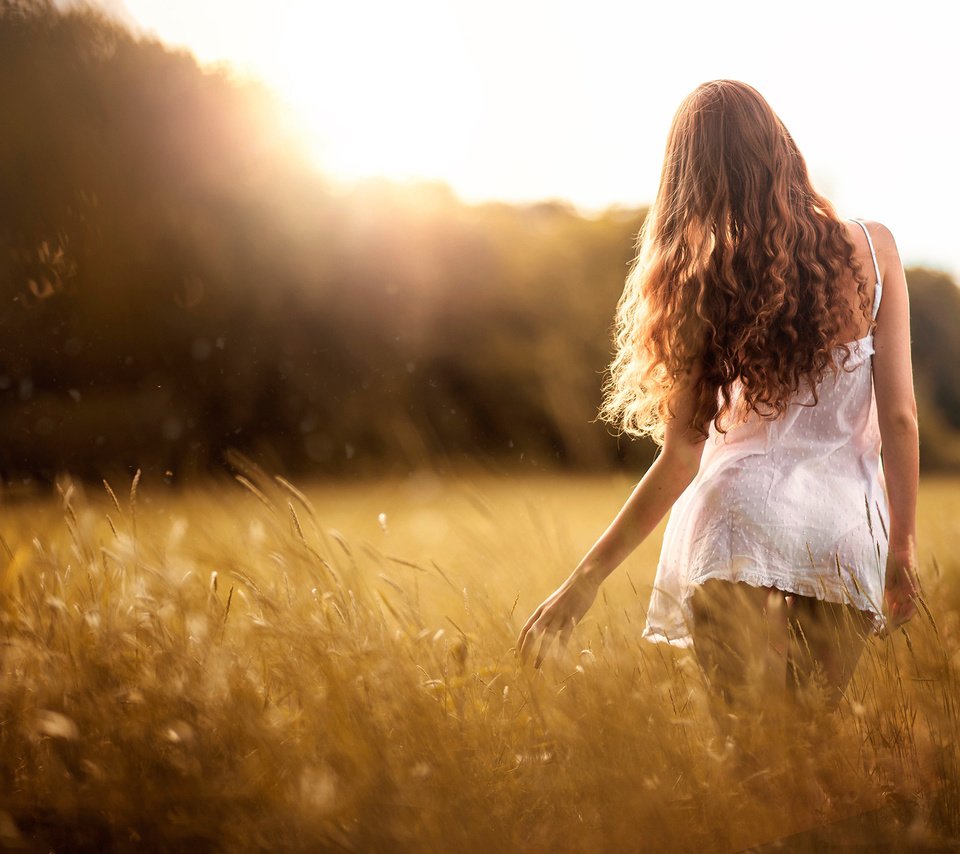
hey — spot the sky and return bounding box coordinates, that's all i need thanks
[96,0,959,277]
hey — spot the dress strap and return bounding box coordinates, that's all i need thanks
[851,218,883,320]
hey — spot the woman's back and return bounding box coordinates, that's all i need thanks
[643,219,888,646]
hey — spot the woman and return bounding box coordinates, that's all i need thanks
[516,80,920,711]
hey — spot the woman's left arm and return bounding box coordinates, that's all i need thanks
[517,369,707,667]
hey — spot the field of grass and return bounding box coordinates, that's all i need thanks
[0,458,958,851]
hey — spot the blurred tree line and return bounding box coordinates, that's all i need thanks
[1,0,958,490]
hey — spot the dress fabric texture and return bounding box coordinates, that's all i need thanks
[643,219,889,648]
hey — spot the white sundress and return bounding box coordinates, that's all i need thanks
[642,218,889,648]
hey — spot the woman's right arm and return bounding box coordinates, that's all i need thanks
[870,221,920,629]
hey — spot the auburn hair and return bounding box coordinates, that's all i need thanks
[599,80,873,446]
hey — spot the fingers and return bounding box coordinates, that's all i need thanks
[517,605,544,662]
[882,593,918,636]
[534,618,559,669]
[533,632,549,669]
[519,609,556,666]
[540,617,577,665]
[518,610,565,669]
[525,614,578,669]
[556,616,575,656]
[516,583,587,667]
[892,599,917,628]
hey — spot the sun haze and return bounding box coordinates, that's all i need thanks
[105,0,959,277]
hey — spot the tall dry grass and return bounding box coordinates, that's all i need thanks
[0,458,958,851]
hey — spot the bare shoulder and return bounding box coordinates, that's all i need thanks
[849,219,903,284]
[858,219,900,256]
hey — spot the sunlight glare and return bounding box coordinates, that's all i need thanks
[268,2,484,183]
[114,0,960,274]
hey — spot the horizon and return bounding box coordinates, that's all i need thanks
[87,0,960,278]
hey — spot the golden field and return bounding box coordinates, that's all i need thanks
[0,460,958,851]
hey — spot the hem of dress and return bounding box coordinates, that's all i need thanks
[642,566,886,649]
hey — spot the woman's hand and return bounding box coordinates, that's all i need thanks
[517,568,601,668]
[512,415,703,669]
[883,544,919,633]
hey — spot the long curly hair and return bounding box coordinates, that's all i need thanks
[599,80,874,446]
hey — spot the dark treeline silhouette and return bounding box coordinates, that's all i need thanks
[1,0,958,490]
